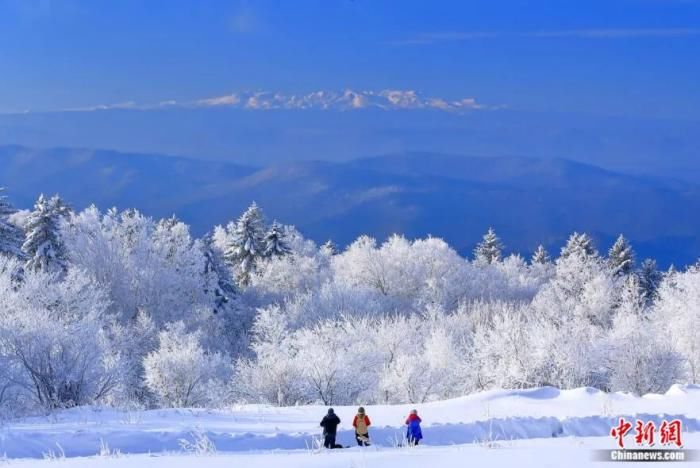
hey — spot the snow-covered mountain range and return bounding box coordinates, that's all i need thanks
[64,89,491,113]
[194,89,488,111]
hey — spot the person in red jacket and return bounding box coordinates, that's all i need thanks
[352,406,372,446]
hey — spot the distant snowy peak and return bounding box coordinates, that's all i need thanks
[57,89,496,114]
[193,89,492,112]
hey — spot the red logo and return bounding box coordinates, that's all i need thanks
[634,420,655,447]
[660,420,683,448]
[610,418,683,449]
[611,418,632,448]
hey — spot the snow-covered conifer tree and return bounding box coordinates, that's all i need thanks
[638,258,662,304]
[474,227,503,264]
[262,221,291,258]
[224,202,266,286]
[320,239,338,256]
[608,234,635,276]
[0,188,24,258]
[201,233,236,314]
[531,244,550,265]
[559,232,598,260]
[22,194,70,274]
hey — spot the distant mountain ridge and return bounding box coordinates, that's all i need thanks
[2,108,699,183]
[1,145,698,267]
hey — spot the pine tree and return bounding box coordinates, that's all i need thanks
[531,244,550,265]
[263,221,291,258]
[474,227,503,264]
[201,233,236,313]
[22,194,70,274]
[608,234,635,276]
[321,239,338,256]
[224,202,266,286]
[638,258,662,304]
[559,232,598,260]
[0,188,24,258]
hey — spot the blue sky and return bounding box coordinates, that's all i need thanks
[1,0,699,118]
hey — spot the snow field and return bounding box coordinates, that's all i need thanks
[1,384,699,461]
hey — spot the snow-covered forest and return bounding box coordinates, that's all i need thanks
[0,189,698,417]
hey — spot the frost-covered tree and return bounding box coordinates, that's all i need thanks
[104,310,158,406]
[638,258,662,304]
[472,306,534,390]
[63,207,216,327]
[655,266,700,383]
[262,221,291,258]
[321,240,338,256]
[529,235,618,388]
[233,306,307,405]
[560,232,598,260]
[528,246,555,288]
[535,240,615,326]
[608,234,635,276]
[143,322,228,408]
[616,274,646,317]
[251,250,327,302]
[201,232,236,314]
[294,320,367,405]
[224,202,266,286]
[22,194,70,274]
[474,227,503,264]
[531,244,550,265]
[0,188,24,258]
[3,186,700,414]
[332,235,470,313]
[606,308,683,395]
[0,267,116,410]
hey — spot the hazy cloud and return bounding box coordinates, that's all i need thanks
[393,28,700,45]
[530,28,700,38]
[228,7,262,34]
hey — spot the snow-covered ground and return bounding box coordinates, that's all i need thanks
[2,384,699,466]
[6,435,700,468]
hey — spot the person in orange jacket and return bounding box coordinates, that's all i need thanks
[352,406,372,446]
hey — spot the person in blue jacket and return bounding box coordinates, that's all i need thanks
[405,409,423,446]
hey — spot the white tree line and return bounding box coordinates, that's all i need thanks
[0,190,697,416]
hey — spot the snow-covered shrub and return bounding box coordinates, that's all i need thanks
[143,322,228,408]
[0,267,115,411]
[63,207,224,327]
[606,309,684,395]
[655,265,700,383]
[232,306,308,405]
[332,235,470,314]
[249,248,328,302]
[472,304,534,390]
[102,310,158,408]
[179,429,217,455]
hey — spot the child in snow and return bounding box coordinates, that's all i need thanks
[405,409,423,446]
[320,408,342,449]
[352,406,372,446]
